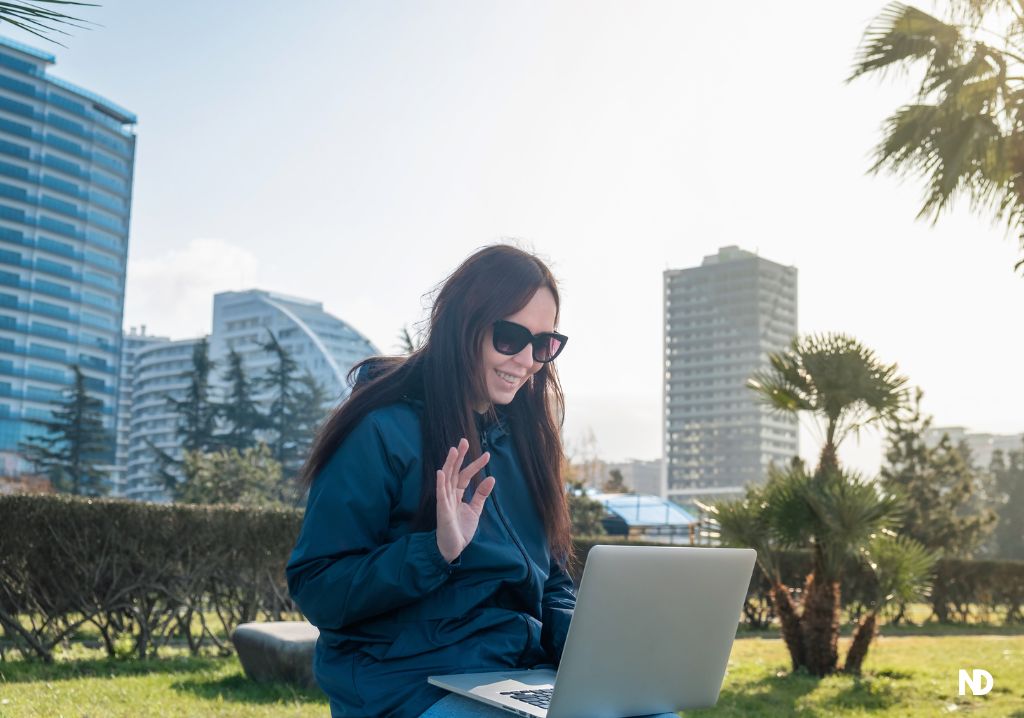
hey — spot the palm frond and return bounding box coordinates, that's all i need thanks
[849,3,963,84]
[861,533,938,605]
[0,1,98,45]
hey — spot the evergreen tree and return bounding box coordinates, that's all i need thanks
[151,338,221,494]
[166,337,220,452]
[991,444,1024,559]
[290,370,329,472]
[259,329,301,466]
[218,348,265,451]
[19,365,112,496]
[880,390,995,557]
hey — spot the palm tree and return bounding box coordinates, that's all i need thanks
[748,333,908,473]
[715,463,908,676]
[715,332,913,676]
[0,2,96,45]
[844,534,937,674]
[849,1,1024,274]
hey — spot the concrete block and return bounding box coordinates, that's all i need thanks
[231,620,320,689]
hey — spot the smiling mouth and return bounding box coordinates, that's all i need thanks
[495,369,522,386]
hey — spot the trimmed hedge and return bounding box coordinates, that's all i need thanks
[570,537,1024,629]
[2,496,1023,662]
[0,494,299,661]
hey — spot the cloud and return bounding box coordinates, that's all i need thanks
[123,238,260,340]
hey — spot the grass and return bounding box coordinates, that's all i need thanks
[0,645,325,718]
[0,633,1022,716]
[695,634,1024,717]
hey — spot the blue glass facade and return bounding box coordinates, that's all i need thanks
[0,36,135,478]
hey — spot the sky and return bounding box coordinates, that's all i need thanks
[5,0,1022,474]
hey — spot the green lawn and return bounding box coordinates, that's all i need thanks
[0,634,1022,717]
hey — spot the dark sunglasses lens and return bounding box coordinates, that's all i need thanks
[534,335,563,362]
[493,322,530,355]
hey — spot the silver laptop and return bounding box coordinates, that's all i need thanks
[428,544,755,718]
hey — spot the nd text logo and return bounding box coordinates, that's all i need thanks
[958,669,993,696]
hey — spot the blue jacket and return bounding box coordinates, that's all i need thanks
[286,397,577,718]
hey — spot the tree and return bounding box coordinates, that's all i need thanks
[749,333,909,474]
[991,443,1024,559]
[0,1,94,45]
[174,444,284,508]
[714,462,931,677]
[153,338,221,494]
[724,332,913,677]
[602,468,631,494]
[218,348,265,451]
[397,324,423,354]
[258,330,330,492]
[289,371,330,475]
[561,456,606,537]
[167,337,220,453]
[880,389,996,557]
[19,365,111,495]
[850,1,1024,274]
[259,330,303,468]
[843,534,938,674]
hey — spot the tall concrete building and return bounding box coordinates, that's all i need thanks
[0,36,135,480]
[662,246,798,503]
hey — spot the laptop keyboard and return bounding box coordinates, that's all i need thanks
[500,688,553,709]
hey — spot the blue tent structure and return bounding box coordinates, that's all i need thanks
[586,492,699,544]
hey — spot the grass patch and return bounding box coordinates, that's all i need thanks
[694,634,1024,717]
[0,635,1022,716]
[0,647,325,717]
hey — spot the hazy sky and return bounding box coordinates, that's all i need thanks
[7,1,1022,473]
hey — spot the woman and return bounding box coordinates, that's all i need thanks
[287,245,675,718]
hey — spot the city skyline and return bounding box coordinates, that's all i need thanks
[0,2,1019,476]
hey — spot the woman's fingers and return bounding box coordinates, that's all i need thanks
[453,438,469,481]
[436,469,452,512]
[441,445,458,481]
[457,451,490,490]
[468,476,496,513]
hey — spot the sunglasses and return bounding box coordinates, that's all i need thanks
[491,320,568,363]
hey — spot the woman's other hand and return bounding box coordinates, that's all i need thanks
[435,437,496,563]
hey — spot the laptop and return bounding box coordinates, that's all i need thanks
[428,544,755,718]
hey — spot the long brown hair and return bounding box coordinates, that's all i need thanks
[298,244,572,564]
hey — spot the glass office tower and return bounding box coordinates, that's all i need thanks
[0,36,135,479]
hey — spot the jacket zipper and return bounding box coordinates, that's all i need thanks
[480,426,539,666]
[480,429,535,590]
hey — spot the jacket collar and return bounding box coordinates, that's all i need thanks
[399,395,509,441]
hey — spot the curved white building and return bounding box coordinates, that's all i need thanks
[209,289,379,403]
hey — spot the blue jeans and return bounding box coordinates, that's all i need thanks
[419,693,678,717]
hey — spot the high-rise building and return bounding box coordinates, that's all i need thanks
[112,326,168,497]
[662,246,798,502]
[208,289,379,404]
[0,36,135,480]
[124,337,201,502]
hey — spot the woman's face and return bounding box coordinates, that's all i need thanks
[475,286,558,412]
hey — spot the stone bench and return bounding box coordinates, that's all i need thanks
[231,621,320,689]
